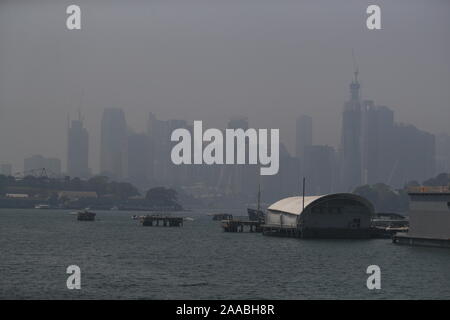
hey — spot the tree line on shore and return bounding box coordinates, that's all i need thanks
[0,174,181,210]
[1,172,449,212]
[353,172,450,213]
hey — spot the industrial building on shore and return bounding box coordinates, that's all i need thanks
[393,186,450,248]
[263,193,374,238]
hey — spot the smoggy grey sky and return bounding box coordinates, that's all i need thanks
[1,0,449,173]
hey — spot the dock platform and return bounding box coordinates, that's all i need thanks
[393,233,450,248]
[261,225,300,237]
[212,213,233,221]
[140,215,183,227]
[221,219,262,233]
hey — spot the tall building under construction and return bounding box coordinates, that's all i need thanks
[340,70,362,192]
[100,108,128,180]
[67,112,90,179]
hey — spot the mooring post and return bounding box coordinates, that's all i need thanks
[302,177,306,213]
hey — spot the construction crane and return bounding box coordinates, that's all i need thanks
[13,168,61,179]
[352,49,359,83]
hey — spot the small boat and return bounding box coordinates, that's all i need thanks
[77,209,96,221]
[212,213,233,221]
[35,204,50,209]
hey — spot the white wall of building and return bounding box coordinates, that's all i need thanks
[409,194,450,239]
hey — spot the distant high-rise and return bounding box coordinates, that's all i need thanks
[340,70,362,191]
[147,112,165,184]
[262,143,300,201]
[1,163,12,176]
[147,113,188,186]
[361,100,436,187]
[304,145,336,195]
[216,116,257,195]
[67,112,90,178]
[362,102,395,185]
[295,115,312,159]
[389,124,435,186]
[100,108,128,180]
[128,133,152,187]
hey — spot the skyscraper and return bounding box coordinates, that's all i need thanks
[67,112,90,178]
[128,133,152,187]
[100,108,128,180]
[363,102,395,185]
[295,115,312,159]
[147,112,165,184]
[262,143,300,201]
[340,70,362,191]
[1,163,12,176]
[216,116,257,196]
[147,113,189,186]
[389,124,435,186]
[362,101,436,187]
[304,145,336,195]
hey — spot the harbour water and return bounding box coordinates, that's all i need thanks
[1,209,450,299]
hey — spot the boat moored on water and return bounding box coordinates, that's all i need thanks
[370,212,409,238]
[211,213,233,221]
[34,204,50,209]
[77,209,96,221]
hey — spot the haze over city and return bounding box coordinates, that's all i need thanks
[3,0,450,302]
[1,0,449,175]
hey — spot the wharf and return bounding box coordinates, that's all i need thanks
[212,213,233,221]
[221,219,262,233]
[140,215,183,227]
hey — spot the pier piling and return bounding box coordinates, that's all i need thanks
[140,215,183,227]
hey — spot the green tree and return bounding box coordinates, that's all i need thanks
[145,187,179,208]
[423,173,449,187]
[87,176,109,195]
[353,183,409,213]
[108,182,139,200]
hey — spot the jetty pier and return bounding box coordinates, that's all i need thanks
[221,219,262,233]
[140,215,183,227]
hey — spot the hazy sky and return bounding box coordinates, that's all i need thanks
[1,0,449,173]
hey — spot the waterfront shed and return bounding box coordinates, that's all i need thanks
[265,193,374,238]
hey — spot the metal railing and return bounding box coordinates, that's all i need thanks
[408,186,450,193]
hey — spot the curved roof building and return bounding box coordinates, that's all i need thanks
[264,193,374,238]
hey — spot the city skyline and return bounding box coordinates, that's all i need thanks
[1,0,450,176]
[0,80,446,177]
[2,0,450,303]
[0,69,444,203]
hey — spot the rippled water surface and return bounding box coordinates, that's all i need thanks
[1,209,450,299]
